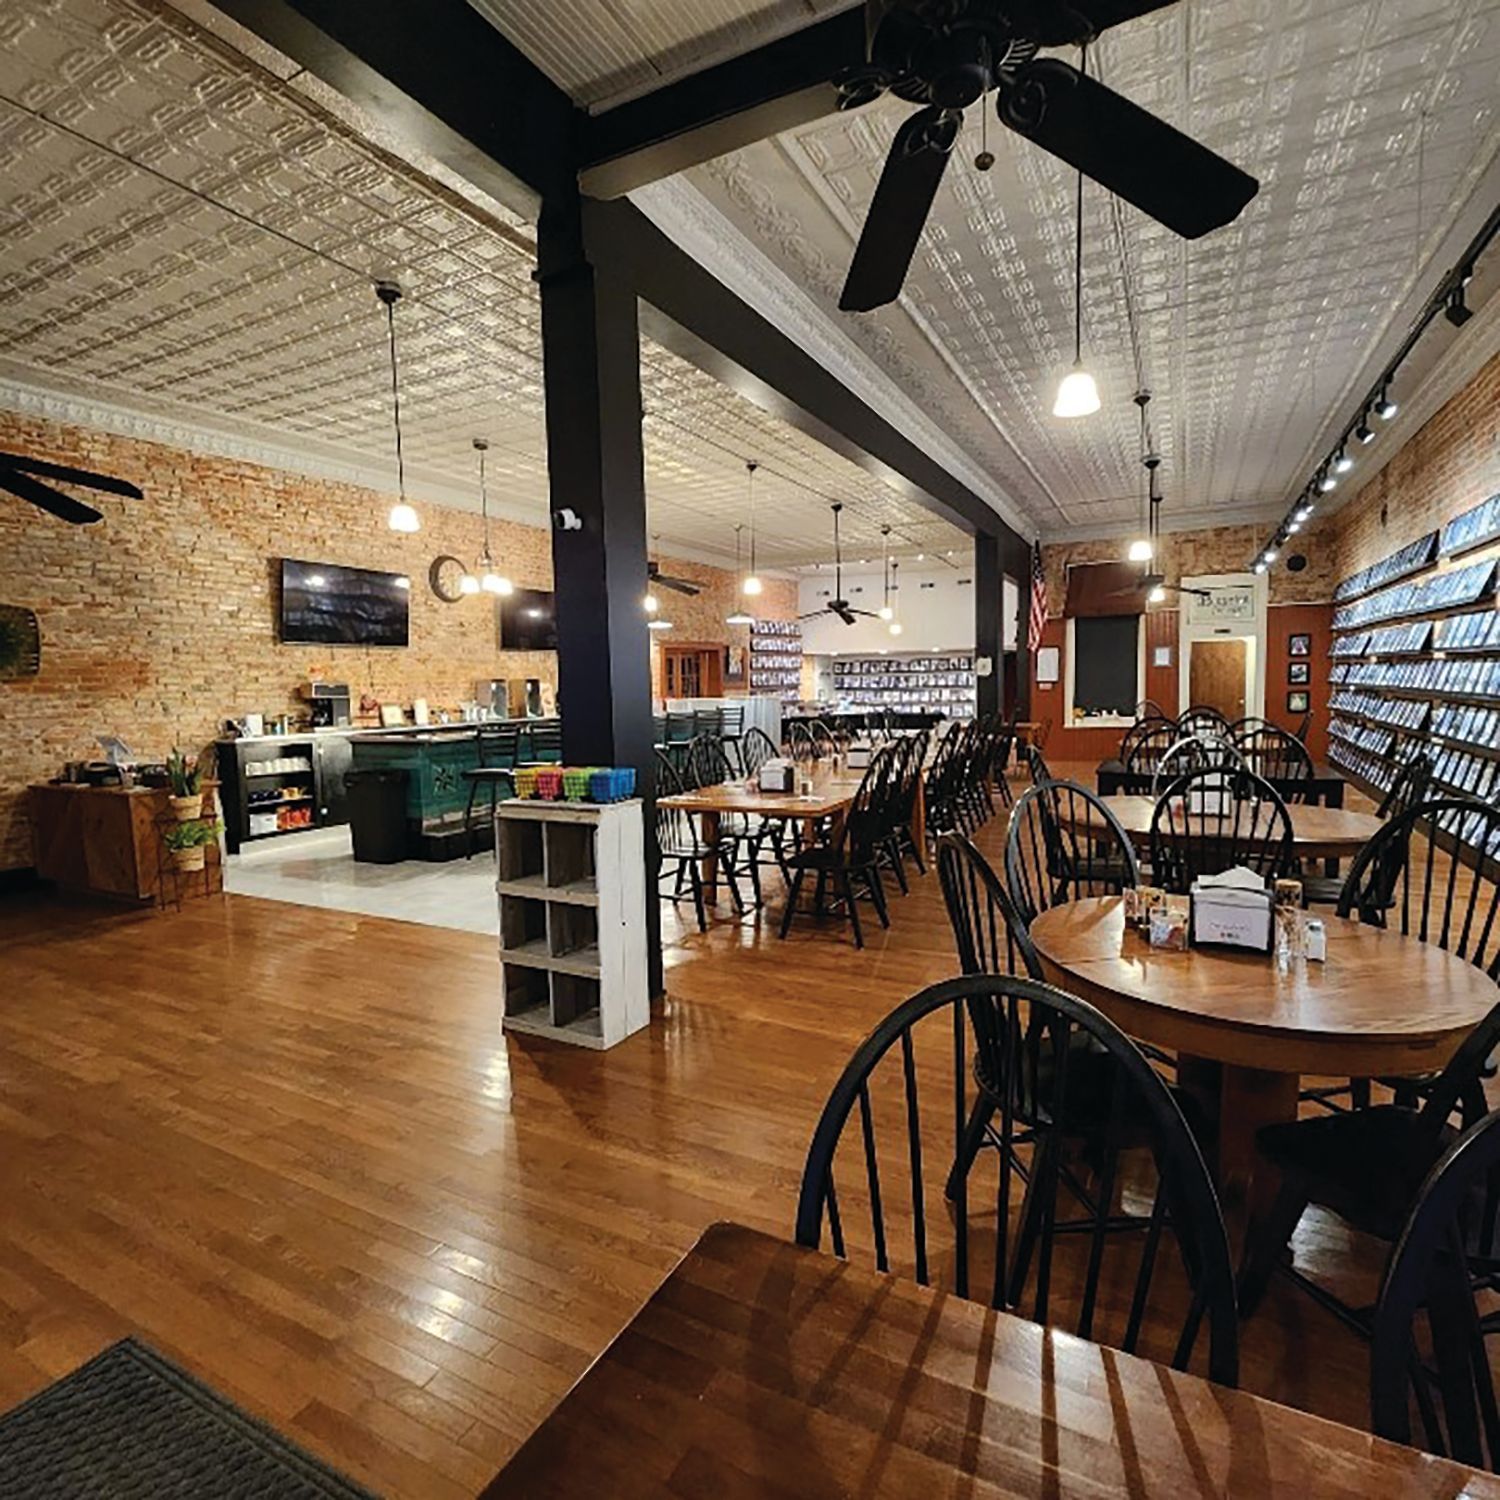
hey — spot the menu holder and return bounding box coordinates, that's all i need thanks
[1188,878,1273,954]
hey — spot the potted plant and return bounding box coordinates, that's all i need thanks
[163,817,220,872]
[166,748,202,820]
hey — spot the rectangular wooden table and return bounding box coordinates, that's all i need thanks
[482,1222,1496,1499]
[660,769,926,909]
[1097,758,1347,807]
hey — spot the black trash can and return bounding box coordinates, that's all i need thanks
[344,767,409,863]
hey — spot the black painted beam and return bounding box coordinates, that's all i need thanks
[579,8,866,198]
[213,0,577,205]
[975,533,1002,719]
[586,197,1022,548]
[537,195,662,994]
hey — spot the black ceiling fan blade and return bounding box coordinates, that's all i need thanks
[1026,0,1177,46]
[839,106,959,312]
[0,470,103,524]
[0,452,143,500]
[655,576,702,596]
[998,59,1257,239]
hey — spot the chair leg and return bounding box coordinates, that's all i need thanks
[718,846,745,914]
[463,779,481,860]
[841,870,865,949]
[1236,1180,1310,1318]
[687,860,708,933]
[865,864,891,929]
[945,1094,997,1201]
[778,869,806,939]
[885,837,909,895]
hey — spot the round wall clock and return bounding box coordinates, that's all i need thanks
[428,554,468,603]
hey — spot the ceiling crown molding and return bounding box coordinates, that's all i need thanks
[629,177,1035,541]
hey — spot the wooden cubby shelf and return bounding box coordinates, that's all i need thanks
[494,800,648,1050]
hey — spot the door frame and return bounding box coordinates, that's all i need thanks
[1177,573,1267,723]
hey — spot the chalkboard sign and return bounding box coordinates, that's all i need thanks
[1073,615,1138,716]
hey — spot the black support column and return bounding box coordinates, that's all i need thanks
[975,533,1003,719]
[536,193,661,994]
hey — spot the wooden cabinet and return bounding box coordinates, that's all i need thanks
[30,784,166,901]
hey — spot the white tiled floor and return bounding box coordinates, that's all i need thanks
[224,826,499,935]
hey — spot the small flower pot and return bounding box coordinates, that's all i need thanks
[169,845,206,872]
[169,794,203,821]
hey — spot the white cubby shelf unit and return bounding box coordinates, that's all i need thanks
[495,799,649,1050]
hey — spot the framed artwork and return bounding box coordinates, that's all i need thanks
[1287,689,1310,714]
[724,645,746,686]
[1288,633,1311,657]
[1288,661,1310,685]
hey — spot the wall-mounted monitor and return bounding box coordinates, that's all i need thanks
[279,558,410,647]
[499,587,558,651]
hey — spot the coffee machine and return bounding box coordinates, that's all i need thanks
[306,681,351,728]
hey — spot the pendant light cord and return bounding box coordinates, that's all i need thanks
[1072,43,1088,367]
[385,298,406,500]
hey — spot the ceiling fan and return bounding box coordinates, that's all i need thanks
[0,451,144,524]
[798,503,882,626]
[835,0,1259,312]
[647,559,701,597]
[1106,447,1211,602]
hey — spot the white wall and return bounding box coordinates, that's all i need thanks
[797,567,1018,657]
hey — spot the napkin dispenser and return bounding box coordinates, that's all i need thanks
[1189,868,1273,953]
[758,759,795,793]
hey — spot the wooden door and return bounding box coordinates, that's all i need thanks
[663,646,722,700]
[1188,638,1248,721]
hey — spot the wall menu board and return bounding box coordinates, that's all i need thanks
[749,619,803,703]
[1327,505,1500,843]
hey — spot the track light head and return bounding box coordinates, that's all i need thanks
[1374,387,1398,420]
[1333,448,1353,474]
[1355,418,1375,444]
[1445,283,1473,327]
[1318,470,1338,493]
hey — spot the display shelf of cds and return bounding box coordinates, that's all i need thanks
[832,653,977,715]
[749,619,803,703]
[1327,494,1500,821]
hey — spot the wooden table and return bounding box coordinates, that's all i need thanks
[660,768,926,909]
[1030,897,1497,1221]
[1097,758,1347,807]
[482,1221,1499,1499]
[1064,794,1385,862]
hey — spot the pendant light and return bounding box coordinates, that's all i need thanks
[471,439,514,596]
[740,461,763,596]
[877,526,895,620]
[376,281,420,533]
[1127,388,1153,560]
[726,523,756,626]
[1051,51,1100,420]
[887,558,904,636]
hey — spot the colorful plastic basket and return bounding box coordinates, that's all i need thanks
[589,767,636,803]
[534,768,565,801]
[512,766,540,799]
[562,767,597,801]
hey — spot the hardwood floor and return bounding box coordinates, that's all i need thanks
[0,766,1433,1495]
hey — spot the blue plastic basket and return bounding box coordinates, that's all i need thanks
[589,767,636,803]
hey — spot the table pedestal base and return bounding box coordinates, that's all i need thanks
[1177,1055,1299,1244]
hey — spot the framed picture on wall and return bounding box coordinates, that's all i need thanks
[724,645,746,686]
[1288,661,1310,685]
[1287,689,1310,714]
[1288,633,1311,656]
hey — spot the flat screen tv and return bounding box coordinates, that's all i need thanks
[500,587,558,651]
[279,558,410,647]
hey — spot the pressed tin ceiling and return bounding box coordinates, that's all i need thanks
[471,0,1500,537]
[0,0,971,569]
[674,0,1500,538]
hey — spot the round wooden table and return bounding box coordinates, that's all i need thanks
[1029,896,1497,1222]
[1064,795,1385,861]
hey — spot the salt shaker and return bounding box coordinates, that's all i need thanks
[1304,917,1327,963]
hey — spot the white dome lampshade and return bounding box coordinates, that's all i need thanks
[388,500,420,533]
[1127,538,1154,563]
[1053,366,1101,419]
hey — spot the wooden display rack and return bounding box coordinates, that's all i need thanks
[494,799,649,1050]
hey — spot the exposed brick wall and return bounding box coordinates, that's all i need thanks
[645,559,798,702]
[1331,349,1500,576]
[0,411,788,870]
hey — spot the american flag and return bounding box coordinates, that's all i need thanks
[1027,540,1048,652]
